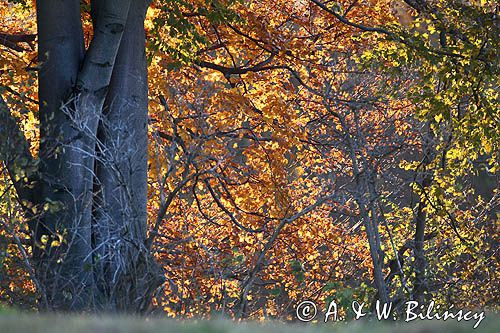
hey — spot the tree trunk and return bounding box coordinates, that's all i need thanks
[92,0,164,312]
[22,0,163,312]
[36,0,93,311]
[413,123,434,303]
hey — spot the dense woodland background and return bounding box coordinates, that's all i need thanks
[0,0,498,319]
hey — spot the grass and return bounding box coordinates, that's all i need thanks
[0,310,498,333]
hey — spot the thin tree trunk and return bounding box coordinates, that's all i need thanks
[341,112,390,305]
[359,196,390,305]
[413,123,434,303]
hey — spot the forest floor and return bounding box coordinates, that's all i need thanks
[0,311,498,333]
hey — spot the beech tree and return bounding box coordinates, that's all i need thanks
[1,0,497,319]
[1,0,163,312]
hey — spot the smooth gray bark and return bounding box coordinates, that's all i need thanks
[93,0,163,312]
[36,0,92,310]
[14,0,163,312]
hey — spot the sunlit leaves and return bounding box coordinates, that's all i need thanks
[0,0,497,316]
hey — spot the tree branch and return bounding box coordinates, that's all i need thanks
[0,32,36,52]
[310,0,391,34]
[0,94,37,208]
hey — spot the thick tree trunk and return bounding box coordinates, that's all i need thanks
[36,0,93,311]
[92,0,164,312]
[30,0,161,312]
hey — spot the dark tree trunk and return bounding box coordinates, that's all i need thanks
[0,0,164,312]
[92,0,164,312]
[413,123,435,303]
[36,0,93,310]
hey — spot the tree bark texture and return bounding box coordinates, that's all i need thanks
[0,0,164,312]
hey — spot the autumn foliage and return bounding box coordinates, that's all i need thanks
[0,0,498,318]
